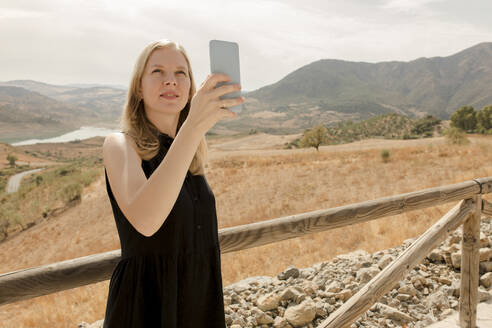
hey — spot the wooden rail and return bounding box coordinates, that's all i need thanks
[483,199,492,216]
[0,176,491,327]
[319,198,477,327]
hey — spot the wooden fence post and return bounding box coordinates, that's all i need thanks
[459,195,481,328]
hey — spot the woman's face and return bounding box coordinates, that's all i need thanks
[140,47,191,115]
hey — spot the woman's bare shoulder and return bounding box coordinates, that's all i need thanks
[103,132,141,163]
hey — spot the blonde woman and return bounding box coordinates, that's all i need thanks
[102,39,244,327]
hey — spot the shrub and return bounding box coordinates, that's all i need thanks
[381,149,390,163]
[61,183,82,203]
[443,127,469,145]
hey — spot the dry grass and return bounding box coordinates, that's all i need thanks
[0,134,491,327]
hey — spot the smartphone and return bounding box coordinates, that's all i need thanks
[209,39,243,113]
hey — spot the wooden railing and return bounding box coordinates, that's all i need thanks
[1,177,491,328]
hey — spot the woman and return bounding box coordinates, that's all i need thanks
[102,39,244,327]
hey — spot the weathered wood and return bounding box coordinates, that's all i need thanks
[0,177,487,307]
[218,180,479,254]
[483,199,492,216]
[319,199,474,328]
[474,177,492,194]
[0,249,121,306]
[459,195,481,328]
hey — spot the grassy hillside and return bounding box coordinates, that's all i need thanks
[0,134,491,327]
[0,157,101,241]
[287,113,444,148]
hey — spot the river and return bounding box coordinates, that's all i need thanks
[11,126,121,146]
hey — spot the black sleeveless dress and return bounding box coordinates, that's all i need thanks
[102,131,226,328]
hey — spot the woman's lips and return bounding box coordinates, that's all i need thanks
[160,94,179,100]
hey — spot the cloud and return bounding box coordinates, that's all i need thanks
[381,0,446,14]
[0,0,491,91]
[0,7,46,19]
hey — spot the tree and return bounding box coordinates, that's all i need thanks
[411,115,441,136]
[299,125,331,151]
[450,106,476,132]
[476,105,492,134]
[6,154,17,167]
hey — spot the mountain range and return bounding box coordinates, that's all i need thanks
[1,42,492,142]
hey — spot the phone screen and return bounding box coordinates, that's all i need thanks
[209,40,243,113]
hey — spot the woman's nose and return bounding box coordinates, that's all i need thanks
[164,80,177,86]
[162,76,177,86]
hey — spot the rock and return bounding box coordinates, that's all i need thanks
[479,288,492,302]
[284,297,316,327]
[403,238,416,246]
[251,306,274,324]
[325,280,342,293]
[426,289,450,311]
[447,235,461,245]
[278,265,300,280]
[231,316,247,326]
[215,221,492,328]
[398,285,417,296]
[480,248,492,262]
[301,280,318,296]
[257,292,280,311]
[374,302,415,322]
[396,293,411,301]
[232,276,274,292]
[480,232,489,247]
[315,301,327,317]
[480,272,492,288]
[77,320,104,328]
[438,277,452,285]
[427,250,444,263]
[279,287,305,303]
[273,316,291,328]
[480,261,492,273]
[378,254,393,269]
[450,280,460,297]
[356,267,380,283]
[335,289,352,301]
[451,252,461,269]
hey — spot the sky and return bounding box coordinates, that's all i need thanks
[1,0,492,92]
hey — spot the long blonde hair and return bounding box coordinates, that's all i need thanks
[119,39,207,175]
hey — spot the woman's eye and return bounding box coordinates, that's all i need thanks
[178,71,187,75]
[152,69,161,73]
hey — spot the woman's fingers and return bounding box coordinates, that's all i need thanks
[203,73,231,91]
[211,83,241,99]
[216,96,245,108]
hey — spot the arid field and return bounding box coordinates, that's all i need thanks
[0,133,491,327]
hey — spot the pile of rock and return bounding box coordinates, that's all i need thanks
[222,218,492,328]
[78,217,492,328]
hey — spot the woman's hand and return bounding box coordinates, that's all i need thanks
[187,73,245,136]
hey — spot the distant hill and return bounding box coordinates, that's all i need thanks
[0,80,126,121]
[239,42,492,133]
[2,42,492,140]
[0,81,126,143]
[0,86,98,143]
[65,83,126,90]
[53,86,126,120]
[0,80,78,97]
